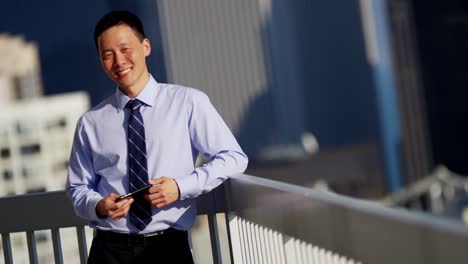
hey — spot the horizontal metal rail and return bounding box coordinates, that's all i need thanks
[3,174,467,264]
[0,187,226,264]
[227,173,468,264]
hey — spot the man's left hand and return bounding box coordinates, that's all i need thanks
[145,177,180,208]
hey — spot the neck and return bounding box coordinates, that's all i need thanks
[121,72,150,98]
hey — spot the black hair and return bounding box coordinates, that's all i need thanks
[94,10,146,51]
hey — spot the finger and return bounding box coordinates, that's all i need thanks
[106,193,121,204]
[115,196,133,205]
[150,178,164,185]
[147,182,164,194]
[149,179,159,185]
[148,185,158,194]
[105,200,119,211]
[110,201,132,220]
[112,200,132,217]
[119,197,134,208]
[155,202,167,209]
[155,198,177,208]
[151,198,166,207]
[110,209,127,220]
[148,183,166,196]
[151,177,168,185]
[144,193,157,203]
[103,194,121,209]
[147,191,166,201]
[113,200,126,209]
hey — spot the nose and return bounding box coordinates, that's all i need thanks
[113,52,126,67]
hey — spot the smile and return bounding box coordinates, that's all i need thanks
[115,68,131,76]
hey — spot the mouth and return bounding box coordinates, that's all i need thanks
[114,67,132,78]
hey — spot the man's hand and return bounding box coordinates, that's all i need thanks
[145,177,180,208]
[96,193,134,220]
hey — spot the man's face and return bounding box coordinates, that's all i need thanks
[97,24,151,96]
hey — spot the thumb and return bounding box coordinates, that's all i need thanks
[109,193,120,198]
[108,193,121,201]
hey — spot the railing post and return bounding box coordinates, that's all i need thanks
[26,231,38,264]
[2,233,13,264]
[283,235,297,264]
[76,225,88,264]
[207,213,222,264]
[51,228,64,264]
[241,218,251,263]
[226,214,243,264]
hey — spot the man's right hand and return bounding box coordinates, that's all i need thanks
[96,193,134,220]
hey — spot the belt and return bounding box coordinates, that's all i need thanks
[94,228,185,245]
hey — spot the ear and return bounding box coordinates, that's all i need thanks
[143,38,151,57]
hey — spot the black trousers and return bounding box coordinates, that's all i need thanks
[88,229,194,264]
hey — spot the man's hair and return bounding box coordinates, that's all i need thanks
[94,10,146,51]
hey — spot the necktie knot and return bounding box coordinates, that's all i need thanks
[126,99,143,112]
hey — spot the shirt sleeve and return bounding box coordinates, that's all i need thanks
[66,116,103,221]
[176,89,248,200]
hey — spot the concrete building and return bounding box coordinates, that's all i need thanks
[0,34,43,102]
[0,35,90,196]
[0,92,90,263]
[0,92,89,196]
[0,35,91,264]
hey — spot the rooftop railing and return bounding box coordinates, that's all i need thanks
[2,173,468,263]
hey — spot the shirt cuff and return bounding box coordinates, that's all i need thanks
[176,172,200,200]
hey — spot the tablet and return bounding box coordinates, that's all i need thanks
[116,184,153,201]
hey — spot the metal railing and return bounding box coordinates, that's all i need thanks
[226,174,468,264]
[2,173,468,264]
[0,188,228,264]
[0,191,88,264]
[382,166,468,215]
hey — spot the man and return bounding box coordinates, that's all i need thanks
[66,10,248,263]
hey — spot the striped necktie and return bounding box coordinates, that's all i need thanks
[126,99,152,231]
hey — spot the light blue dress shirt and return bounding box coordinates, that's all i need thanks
[66,75,248,234]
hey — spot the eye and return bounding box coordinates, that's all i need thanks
[102,53,113,60]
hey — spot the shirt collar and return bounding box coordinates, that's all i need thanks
[114,74,160,112]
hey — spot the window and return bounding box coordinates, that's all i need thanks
[0,148,10,158]
[46,118,67,130]
[3,170,13,180]
[20,143,41,155]
[16,121,35,134]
